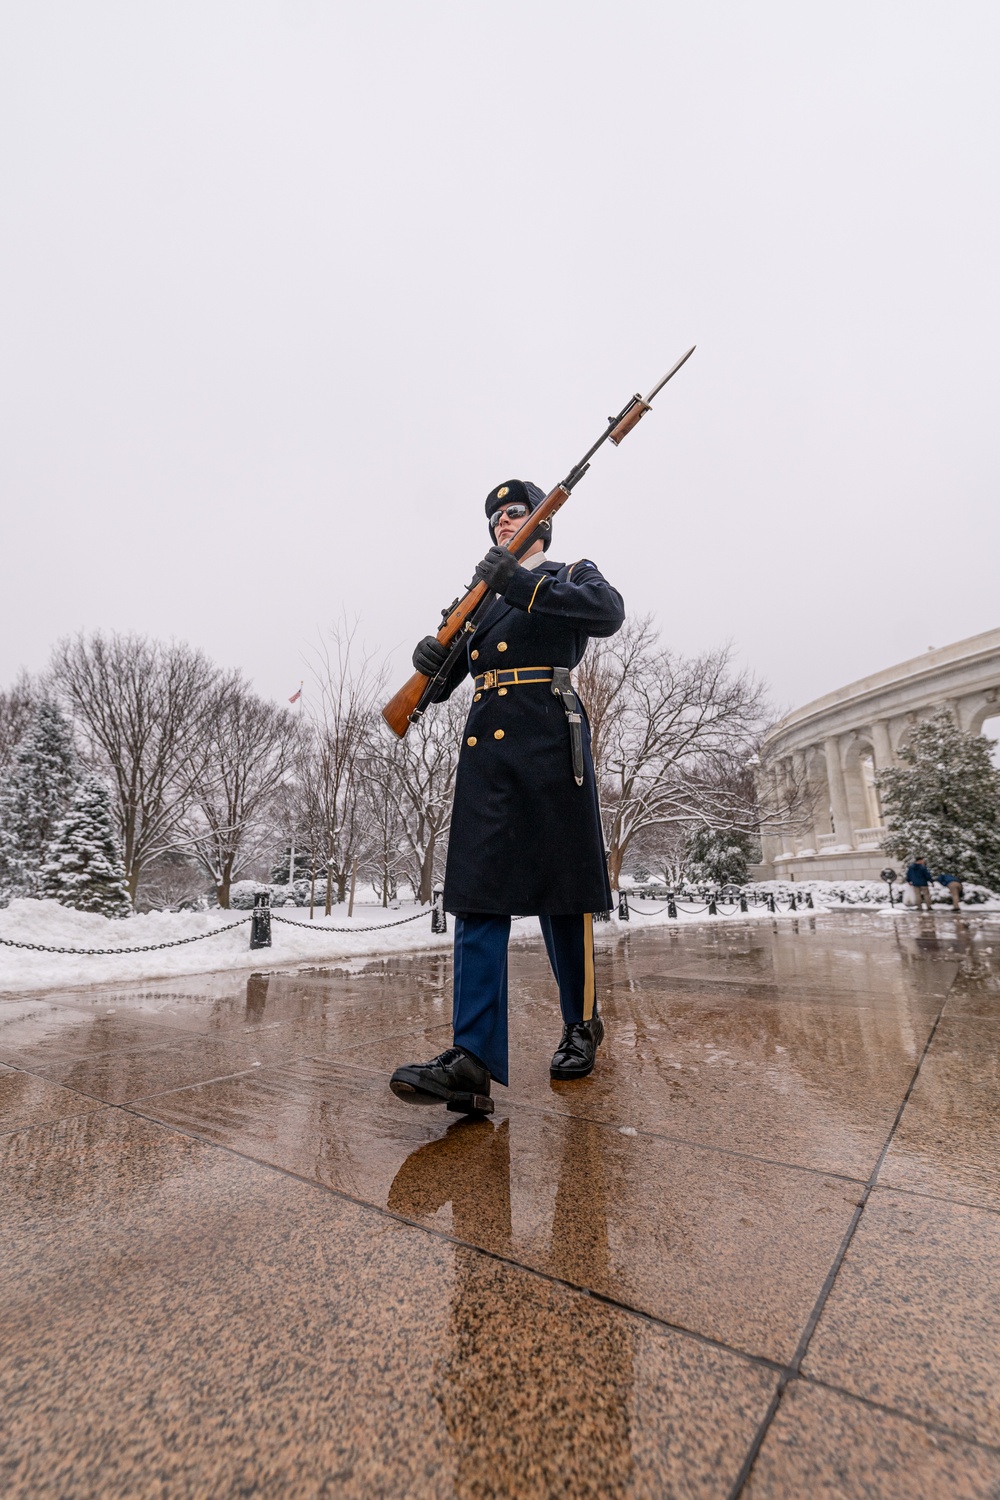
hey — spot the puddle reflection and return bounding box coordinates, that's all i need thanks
[389,1114,638,1495]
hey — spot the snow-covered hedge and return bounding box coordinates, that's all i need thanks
[750,879,1000,908]
[228,879,413,910]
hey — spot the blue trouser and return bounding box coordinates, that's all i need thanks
[452,913,596,1086]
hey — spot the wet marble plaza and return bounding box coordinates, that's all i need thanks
[2,911,999,1498]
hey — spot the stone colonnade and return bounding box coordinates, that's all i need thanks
[755,628,1000,882]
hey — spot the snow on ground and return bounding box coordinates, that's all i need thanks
[5,881,997,997]
[0,893,827,996]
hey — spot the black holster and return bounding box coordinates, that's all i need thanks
[551,667,584,787]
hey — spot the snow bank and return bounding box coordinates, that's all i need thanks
[11,877,986,998]
[0,894,817,996]
[0,898,454,995]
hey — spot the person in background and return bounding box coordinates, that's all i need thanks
[905,856,933,911]
[935,869,964,910]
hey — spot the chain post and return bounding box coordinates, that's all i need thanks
[431,889,448,934]
[768,893,776,913]
[789,892,798,912]
[667,894,678,919]
[740,894,748,913]
[617,890,630,921]
[250,890,272,949]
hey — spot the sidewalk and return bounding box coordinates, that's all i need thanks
[2,912,999,1496]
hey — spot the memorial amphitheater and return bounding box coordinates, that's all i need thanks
[755,626,1000,881]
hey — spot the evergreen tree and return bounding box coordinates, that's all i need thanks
[877,710,1000,889]
[40,775,132,917]
[0,700,79,895]
[686,825,760,885]
[270,846,313,885]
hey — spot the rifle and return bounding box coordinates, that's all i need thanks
[381,346,696,738]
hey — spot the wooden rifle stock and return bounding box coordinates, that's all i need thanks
[381,347,695,737]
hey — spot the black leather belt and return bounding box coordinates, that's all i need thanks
[473,667,553,691]
[471,665,584,788]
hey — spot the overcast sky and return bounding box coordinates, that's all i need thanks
[1,0,997,720]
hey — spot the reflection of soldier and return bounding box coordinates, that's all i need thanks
[387,1117,512,1254]
[387,1115,635,1496]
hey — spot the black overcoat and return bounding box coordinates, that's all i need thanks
[437,555,624,916]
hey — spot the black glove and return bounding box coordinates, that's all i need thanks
[475,545,520,594]
[412,635,449,677]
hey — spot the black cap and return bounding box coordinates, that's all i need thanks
[485,480,550,549]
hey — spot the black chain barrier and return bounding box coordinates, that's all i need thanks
[621,890,813,920]
[271,910,429,935]
[0,917,252,956]
[0,905,452,958]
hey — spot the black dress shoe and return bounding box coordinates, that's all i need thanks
[390,1047,494,1115]
[550,1014,605,1080]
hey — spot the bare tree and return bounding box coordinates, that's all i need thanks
[0,671,38,777]
[305,621,386,912]
[52,633,220,901]
[134,850,209,912]
[626,821,697,887]
[577,618,771,889]
[358,756,406,906]
[374,691,467,904]
[189,679,303,907]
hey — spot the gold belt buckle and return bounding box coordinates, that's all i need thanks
[482,670,498,690]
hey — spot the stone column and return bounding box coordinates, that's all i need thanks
[777,759,795,855]
[869,719,893,827]
[824,735,853,847]
[871,719,893,771]
[792,750,812,852]
[756,766,779,871]
[806,746,830,845]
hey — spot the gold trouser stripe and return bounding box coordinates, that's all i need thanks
[582,912,595,1021]
[527,575,547,613]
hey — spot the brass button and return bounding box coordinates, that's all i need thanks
[497,642,508,652]
[467,736,477,747]
[471,649,479,660]
[494,729,504,740]
[498,687,507,696]
[473,692,481,701]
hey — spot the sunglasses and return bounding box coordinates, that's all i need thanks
[489,502,531,529]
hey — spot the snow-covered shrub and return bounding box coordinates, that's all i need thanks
[749,878,999,908]
[229,879,313,909]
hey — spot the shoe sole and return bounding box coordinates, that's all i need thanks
[549,1016,604,1081]
[390,1077,494,1116]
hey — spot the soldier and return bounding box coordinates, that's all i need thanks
[390,480,625,1115]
